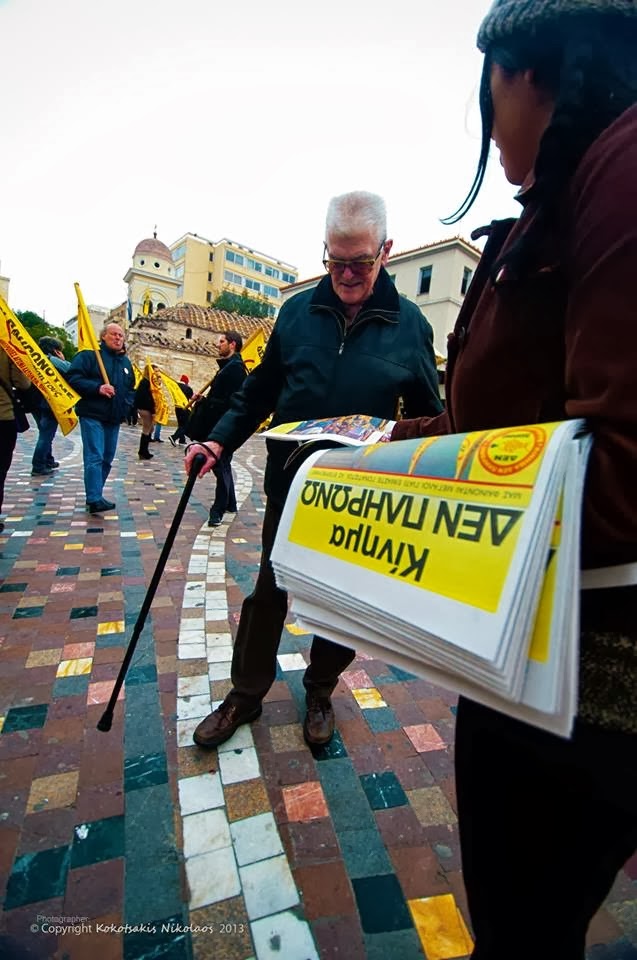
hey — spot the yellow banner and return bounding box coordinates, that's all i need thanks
[162,371,189,408]
[132,363,143,388]
[287,423,563,613]
[74,282,101,353]
[0,295,79,435]
[145,359,170,425]
[242,328,265,372]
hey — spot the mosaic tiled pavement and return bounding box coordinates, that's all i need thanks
[0,423,636,960]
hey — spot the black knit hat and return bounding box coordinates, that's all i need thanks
[477,0,637,51]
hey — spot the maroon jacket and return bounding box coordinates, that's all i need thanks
[393,105,637,572]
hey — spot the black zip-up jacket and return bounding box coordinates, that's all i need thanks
[67,346,135,424]
[209,267,442,506]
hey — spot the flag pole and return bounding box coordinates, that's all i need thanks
[74,282,110,386]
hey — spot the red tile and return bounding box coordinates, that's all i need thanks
[64,859,124,918]
[293,861,356,920]
[282,782,329,823]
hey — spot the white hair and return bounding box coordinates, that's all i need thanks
[325,191,387,245]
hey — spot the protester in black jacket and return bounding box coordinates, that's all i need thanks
[168,375,194,446]
[202,332,247,526]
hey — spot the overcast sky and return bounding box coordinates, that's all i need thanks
[0,0,519,327]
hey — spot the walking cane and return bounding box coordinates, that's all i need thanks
[97,453,206,732]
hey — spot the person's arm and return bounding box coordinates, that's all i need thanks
[67,350,112,397]
[563,111,637,566]
[393,305,445,437]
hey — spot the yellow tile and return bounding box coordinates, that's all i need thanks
[137,532,153,539]
[26,649,62,668]
[0,717,4,733]
[56,657,93,678]
[97,620,125,635]
[42,510,58,516]
[49,531,69,537]
[286,623,310,636]
[27,771,79,814]
[231,538,247,544]
[409,894,473,960]
[351,687,386,709]
[153,499,166,503]
[64,543,84,550]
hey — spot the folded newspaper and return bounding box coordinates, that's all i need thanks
[262,414,395,446]
[270,418,591,737]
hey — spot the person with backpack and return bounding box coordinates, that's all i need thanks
[30,336,70,476]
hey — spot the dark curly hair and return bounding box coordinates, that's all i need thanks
[442,13,637,281]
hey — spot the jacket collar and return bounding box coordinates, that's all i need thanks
[216,352,241,369]
[310,266,400,318]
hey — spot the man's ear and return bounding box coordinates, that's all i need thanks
[382,239,393,264]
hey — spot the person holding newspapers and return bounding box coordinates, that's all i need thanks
[185,190,442,749]
[390,1,637,956]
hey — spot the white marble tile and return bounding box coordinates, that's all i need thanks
[206,590,229,609]
[119,531,136,538]
[217,724,255,753]
[218,745,260,784]
[208,661,232,680]
[240,855,299,921]
[178,772,224,816]
[187,560,208,574]
[178,643,207,660]
[179,625,206,641]
[182,595,205,609]
[207,645,234,663]
[177,718,200,747]
[206,632,233,648]
[205,562,226,579]
[186,846,240,909]
[251,911,318,960]
[230,812,283,867]
[183,807,231,858]
[208,542,225,557]
[277,653,308,672]
[205,606,229,622]
[184,582,206,597]
[12,531,34,537]
[177,675,210,697]
[177,694,211,720]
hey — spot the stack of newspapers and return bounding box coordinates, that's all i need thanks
[265,417,592,737]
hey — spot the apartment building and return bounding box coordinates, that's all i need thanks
[169,233,297,318]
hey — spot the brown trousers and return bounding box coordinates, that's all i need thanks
[228,498,355,706]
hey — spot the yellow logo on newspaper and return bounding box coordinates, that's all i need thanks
[478,427,545,477]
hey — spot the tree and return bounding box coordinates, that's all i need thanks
[212,289,271,319]
[15,311,76,360]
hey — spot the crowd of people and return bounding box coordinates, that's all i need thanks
[1,0,636,953]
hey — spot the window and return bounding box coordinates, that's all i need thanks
[186,328,193,338]
[139,258,145,266]
[177,284,183,297]
[418,265,433,296]
[175,265,184,279]
[206,291,212,302]
[245,278,261,292]
[247,257,263,273]
[265,265,281,279]
[157,302,166,311]
[281,271,296,284]
[209,252,214,262]
[225,250,244,266]
[172,244,186,260]
[208,272,213,282]
[224,269,243,286]
[461,266,473,295]
[264,284,279,298]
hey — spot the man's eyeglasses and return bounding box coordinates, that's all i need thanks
[322,240,386,276]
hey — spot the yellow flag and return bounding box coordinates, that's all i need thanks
[132,363,144,388]
[74,282,101,353]
[162,371,189,409]
[0,295,79,435]
[242,327,266,372]
[145,359,170,426]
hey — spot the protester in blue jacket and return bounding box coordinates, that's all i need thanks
[67,323,135,514]
[30,336,71,477]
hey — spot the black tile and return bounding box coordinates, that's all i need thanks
[352,874,413,934]
[360,772,408,810]
[56,567,80,576]
[4,845,71,908]
[2,703,48,733]
[123,912,190,960]
[0,582,28,593]
[12,606,45,619]
[124,752,168,792]
[126,664,157,686]
[101,567,121,577]
[69,606,98,620]
[71,815,125,868]
[311,730,348,761]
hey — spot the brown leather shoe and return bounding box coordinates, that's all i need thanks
[303,694,335,746]
[193,699,262,748]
